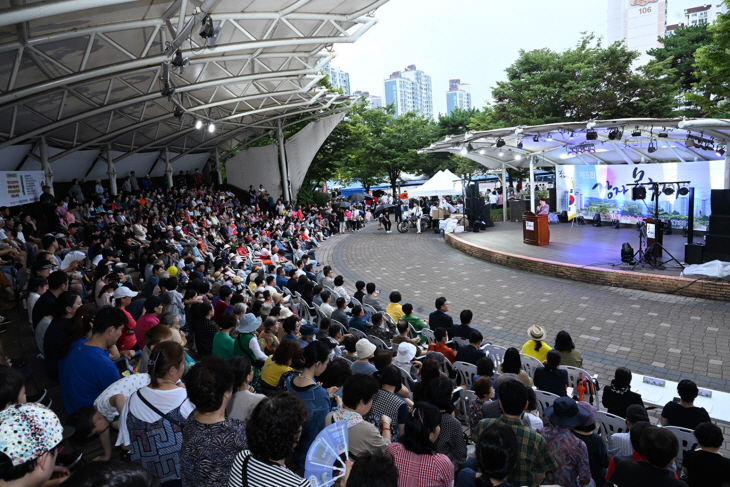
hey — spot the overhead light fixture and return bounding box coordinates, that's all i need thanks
[496,138,506,148]
[678,186,690,196]
[631,127,642,137]
[533,134,540,143]
[658,128,669,138]
[171,49,190,74]
[716,146,726,157]
[647,140,658,153]
[479,149,485,155]
[460,148,467,155]
[546,133,553,141]
[608,128,623,141]
[516,139,523,149]
[685,136,695,148]
[663,186,675,195]
[515,153,522,160]
[161,82,175,102]
[199,15,221,46]
[586,130,598,141]
[569,131,574,139]
[173,106,185,119]
[195,119,203,130]
[498,149,504,157]
[208,123,216,133]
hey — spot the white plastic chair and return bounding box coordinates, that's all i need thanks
[452,337,470,350]
[440,358,455,380]
[396,364,417,392]
[520,354,544,379]
[595,410,628,442]
[362,303,377,317]
[421,328,436,345]
[382,313,397,328]
[484,345,507,366]
[534,390,560,416]
[665,426,698,468]
[331,319,348,332]
[349,327,367,340]
[311,303,325,326]
[350,297,362,307]
[453,361,478,389]
[367,335,391,351]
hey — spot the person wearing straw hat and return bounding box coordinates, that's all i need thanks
[522,325,552,363]
[540,396,592,487]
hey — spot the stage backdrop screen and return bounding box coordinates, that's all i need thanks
[0,171,45,207]
[555,161,725,231]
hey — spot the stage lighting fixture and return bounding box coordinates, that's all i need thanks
[161,82,175,102]
[479,149,485,155]
[621,242,634,263]
[658,131,668,138]
[533,134,540,143]
[498,149,504,157]
[569,132,574,139]
[631,129,642,137]
[663,186,675,196]
[195,119,203,130]
[208,123,216,133]
[632,187,647,200]
[172,50,190,74]
[647,140,658,153]
[199,16,221,46]
[516,139,523,149]
[173,106,185,119]
[586,130,598,141]
[608,128,619,140]
[460,148,467,155]
[515,154,522,160]
[717,146,726,157]
[678,186,690,196]
[496,138,506,148]
[546,133,553,141]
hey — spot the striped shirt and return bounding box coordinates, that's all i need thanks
[228,450,310,487]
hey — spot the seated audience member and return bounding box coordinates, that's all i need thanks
[0,403,68,487]
[0,368,26,410]
[352,281,366,304]
[181,356,248,487]
[608,404,650,458]
[386,402,453,487]
[609,427,686,487]
[473,356,495,384]
[540,396,592,486]
[59,460,158,487]
[385,291,404,321]
[474,379,558,487]
[326,374,390,458]
[134,296,163,350]
[137,325,173,374]
[315,358,352,401]
[681,421,730,487]
[660,379,711,430]
[228,393,310,487]
[345,452,399,487]
[606,421,653,481]
[227,356,266,422]
[394,342,422,379]
[392,319,423,353]
[428,297,453,330]
[367,313,394,343]
[43,290,82,380]
[602,367,644,418]
[573,402,609,487]
[363,283,386,313]
[257,316,280,356]
[554,330,583,368]
[450,309,478,339]
[401,303,428,346]
[59,306,128,414]
[498,347,533,388]
[260,339,300,396]
[469,376,494,434]
[427,327,456,364]
[428,376,467,472]
[525,388,543,430]
[319,290,334,318]
[456,423,519,487]
[533,349,569,397]
[521,325,552,362]
[365,365,409,441]
[348,305,371,333]
[330,297,350,329]
[351,339,378,375]
[454,330,486,365]
[341,336,359,362]
[212,312,237,360]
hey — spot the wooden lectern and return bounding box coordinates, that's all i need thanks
[645,217,664,257]
[523,212,549,246]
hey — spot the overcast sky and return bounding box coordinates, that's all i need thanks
[334,0,705,118]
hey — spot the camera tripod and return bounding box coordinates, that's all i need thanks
[643,242,684,270]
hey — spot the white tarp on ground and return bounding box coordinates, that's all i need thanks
[681,260,730,279]
[225,144,282,199]
[408,169,463,197]
[286,111,348,200]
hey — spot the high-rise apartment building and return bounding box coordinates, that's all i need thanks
[323,63,350,96]
[384,65,433,118]
[353,91,383,108]
[608,0,667,66]
[683,3,728,25]
[446,79,472,115]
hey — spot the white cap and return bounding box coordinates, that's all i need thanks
[113,287,138,299]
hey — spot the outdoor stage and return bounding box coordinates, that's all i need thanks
[444,221,730,301]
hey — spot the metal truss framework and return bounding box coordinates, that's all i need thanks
[0,0,388,168]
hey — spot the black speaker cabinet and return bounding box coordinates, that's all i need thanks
[711,189,730,216]
[709,215,730,235]
[685,243,704,265]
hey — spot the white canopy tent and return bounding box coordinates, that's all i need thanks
[419,118,730,220]
[0,0,390,200]
[408,169,463,197]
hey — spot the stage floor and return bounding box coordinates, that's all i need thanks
[457,220,700,277]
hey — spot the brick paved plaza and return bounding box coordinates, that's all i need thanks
[317,222,730,451]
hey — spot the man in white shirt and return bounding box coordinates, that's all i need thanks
[489,191,498,210]
[319,290,335,318]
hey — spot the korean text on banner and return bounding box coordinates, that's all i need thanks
[0,171,45,207]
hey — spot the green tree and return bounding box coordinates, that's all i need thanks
[688,1,730,117]
[647,23,713,116]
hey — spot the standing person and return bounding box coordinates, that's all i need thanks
[386,402,453,487]
[193,302,216,357]
[130,171,140,192]
[489,190,498,211]
[68,178,85,203]
[382,210,392,234]
[117,341,193,487]
[540,397,592,487]
[180,356,248,487]
[536,197,549,215]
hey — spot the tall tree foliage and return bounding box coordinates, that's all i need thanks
[688,1,730,117]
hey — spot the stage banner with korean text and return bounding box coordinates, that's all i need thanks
[555,161,725,231]
[0,171,45,207]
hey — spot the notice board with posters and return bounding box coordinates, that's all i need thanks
[0,171,45,207]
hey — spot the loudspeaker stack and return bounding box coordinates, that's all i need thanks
[704,189,730,262]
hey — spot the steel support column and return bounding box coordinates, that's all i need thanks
[215,147,222,184]
[165,147,173,189]
[40,137,53,196]
[277,119,290,202]
[529,156,535,213]
[107,145,117,196]
[725,152,730,190]
[501,163,507,222]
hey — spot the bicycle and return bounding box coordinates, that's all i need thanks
[397,211,430,233]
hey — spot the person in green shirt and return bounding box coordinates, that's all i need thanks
[212,312,236,360]
[401,303,428,347]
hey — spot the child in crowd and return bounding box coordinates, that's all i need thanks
[26,277,47,327]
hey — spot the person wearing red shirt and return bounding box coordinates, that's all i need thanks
[214,285,233,323]
[427,327,456,364]
[134,296,163,349]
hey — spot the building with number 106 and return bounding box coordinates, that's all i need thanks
[607,0,667,66]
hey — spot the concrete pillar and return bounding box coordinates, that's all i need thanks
[529,156,535,213]
[106,145,117,196]
[725,152,730,189]
[276,119,291,202]
[164,147,173,189]
[501,163,507,222]
[40,137,54,196]
[215,147,223,184]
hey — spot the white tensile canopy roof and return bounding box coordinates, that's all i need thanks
[0,0,388,181]
[420,118,730,172]
[409,169,463,197]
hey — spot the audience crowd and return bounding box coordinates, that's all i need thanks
[0,175,728,487]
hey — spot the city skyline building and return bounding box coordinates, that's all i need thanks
[683,3,728,25]
[323,62,351,96]
[608,0,667,66]
[384,64,433,118]
[352,90,383,108]
[446,79,472,115]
